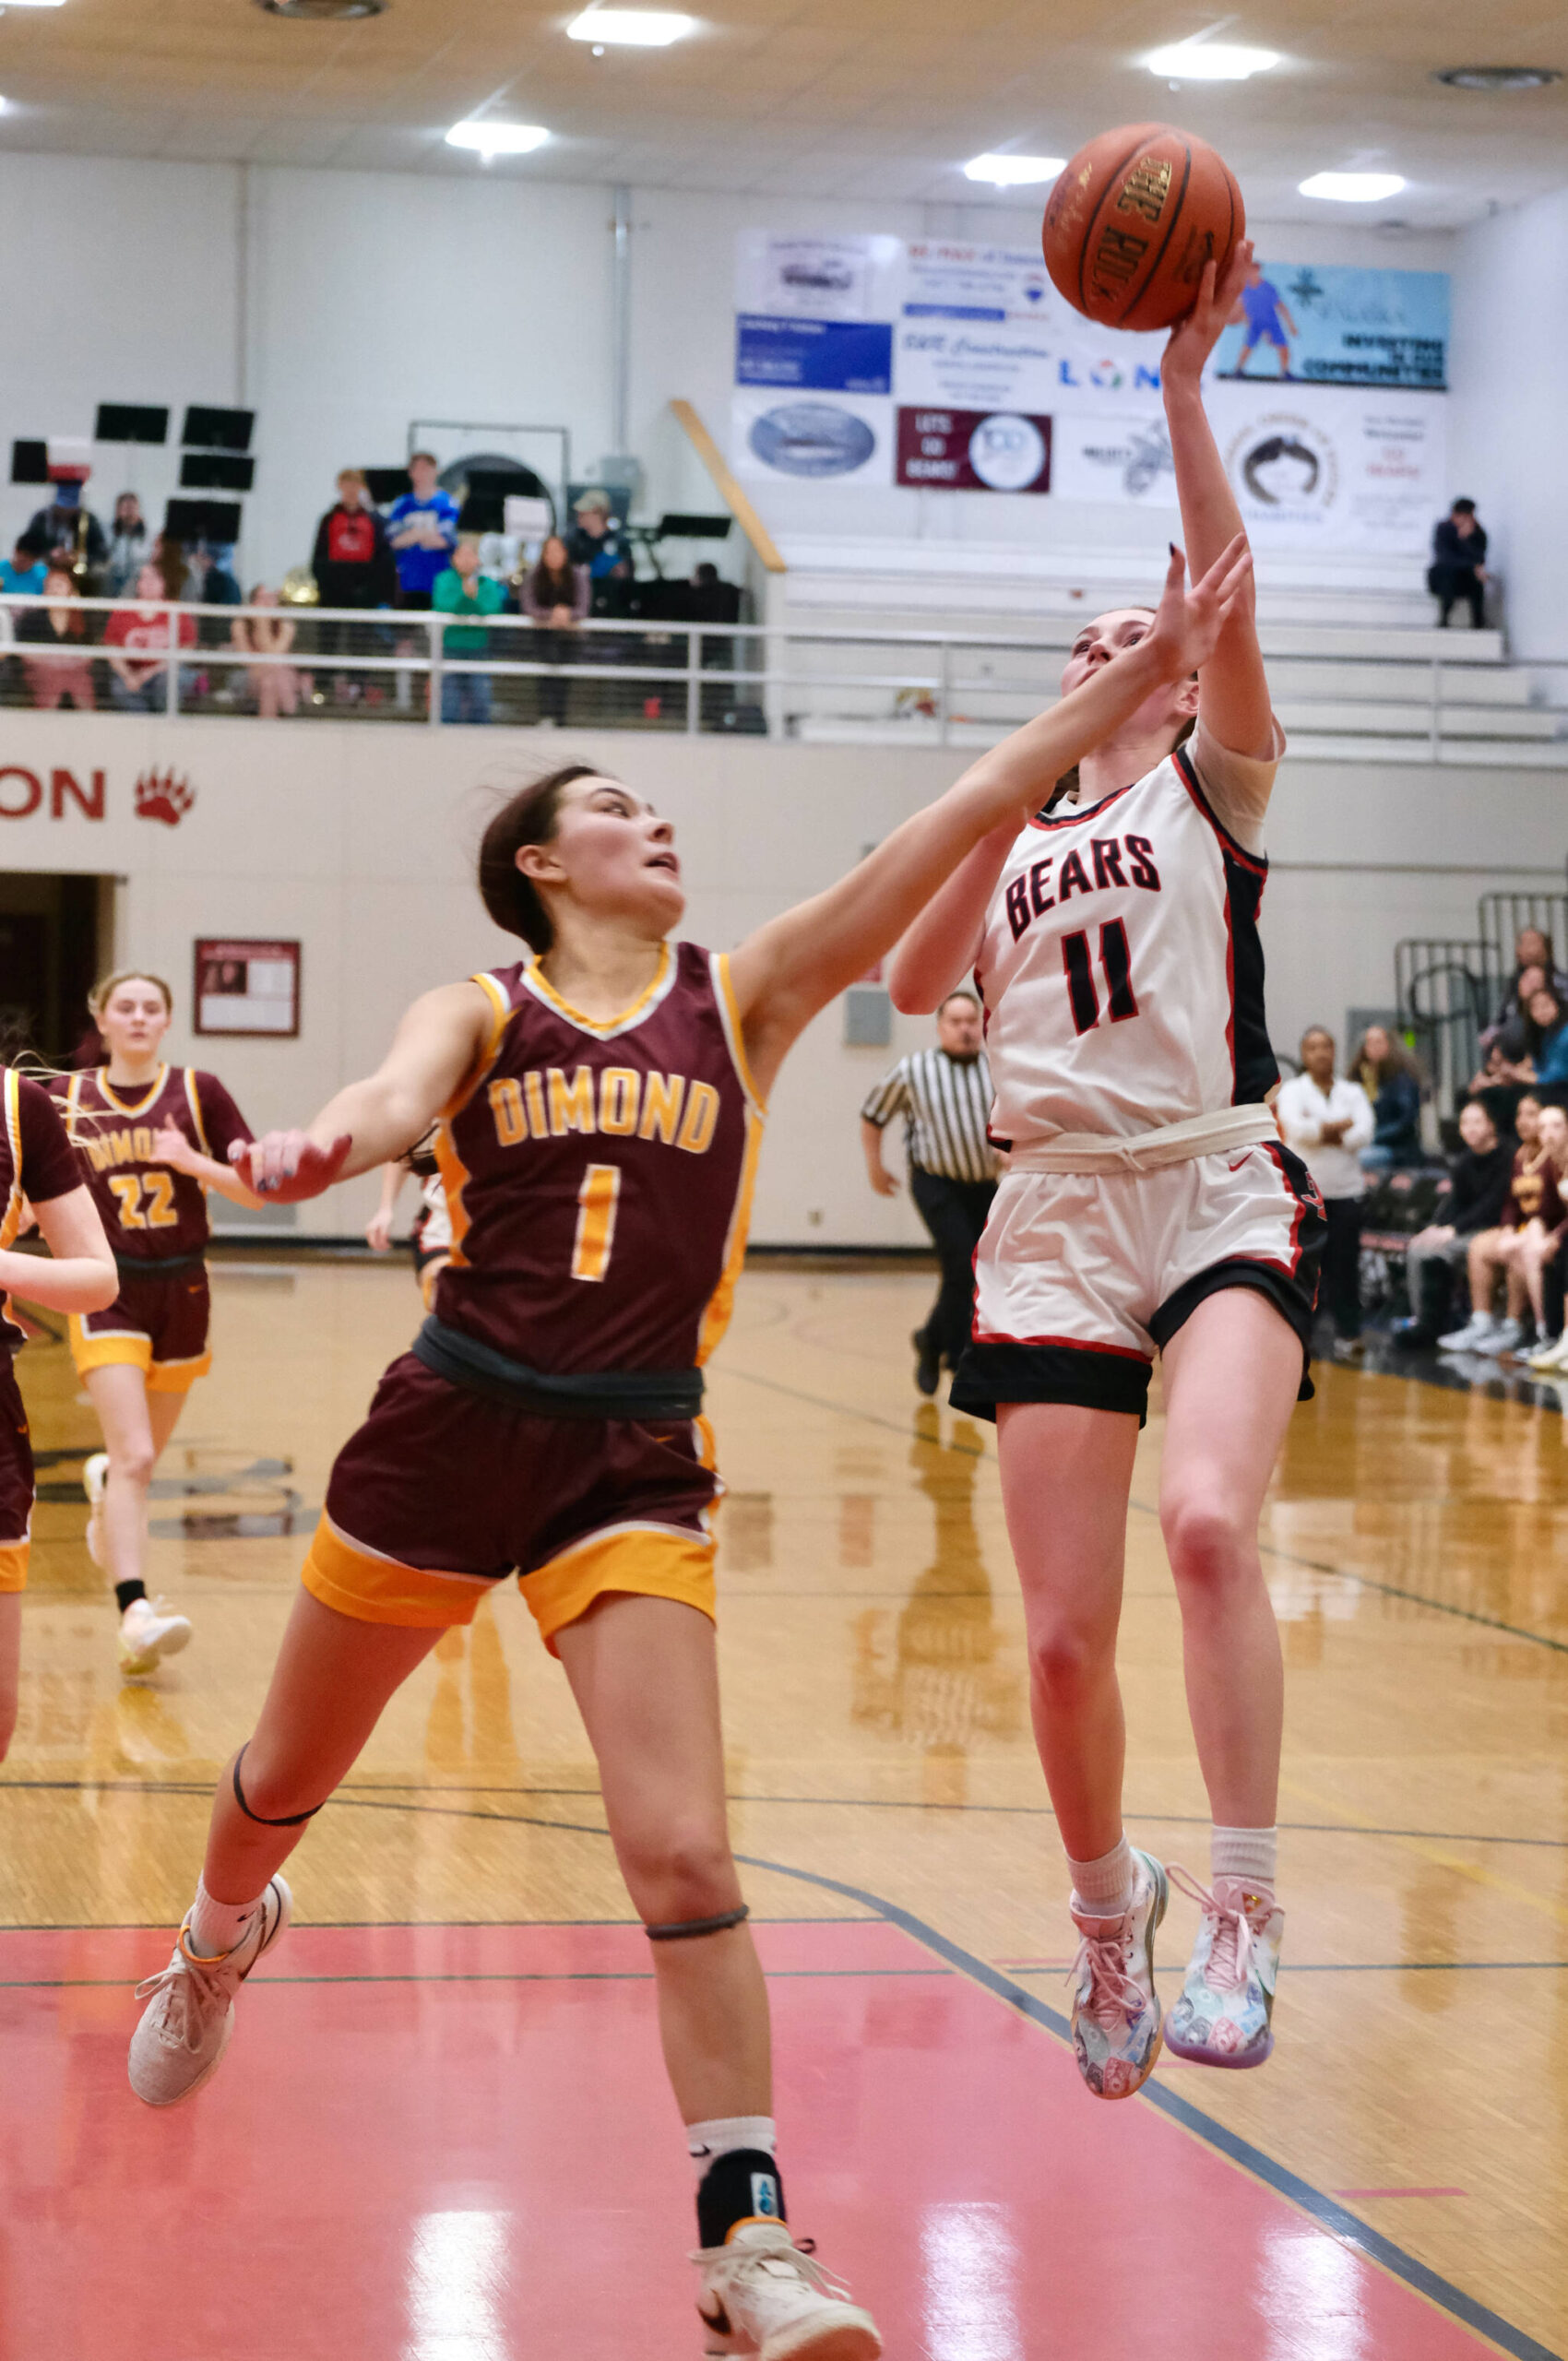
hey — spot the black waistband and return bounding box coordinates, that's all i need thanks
[410,1315,705,1423]
[113,1253,207,1280]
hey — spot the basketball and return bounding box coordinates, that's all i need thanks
[1042,123,1244,332]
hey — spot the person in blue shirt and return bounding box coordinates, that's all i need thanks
[0,532,48,599]
[1227,263,1298,381]
[386,453,459,611]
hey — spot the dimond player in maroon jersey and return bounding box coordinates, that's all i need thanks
[126,532,1253,2354]
[49,972,262,1680]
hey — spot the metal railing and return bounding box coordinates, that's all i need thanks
[3,592,1568,756]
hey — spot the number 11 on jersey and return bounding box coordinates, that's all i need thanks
[572,1164,623,1283]
[1063,919,1139,1037]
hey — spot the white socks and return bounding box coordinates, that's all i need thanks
[1212,1824,1277,1900]
[687,2115,777,2182]
[1066,1836,1134,1921]
[187,1878,264,1959]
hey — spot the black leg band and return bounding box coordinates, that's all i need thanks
[644,1904,750,1943]
[232,1743,327,1830]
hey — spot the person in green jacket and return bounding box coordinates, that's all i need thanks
[433,539,506,724]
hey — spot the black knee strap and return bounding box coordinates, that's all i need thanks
[232,1743,327,1830]
[644,1903,750,1943]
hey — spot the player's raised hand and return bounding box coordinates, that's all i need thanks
[1144,535,1253,681]
[1164,238,1253,386]
[230,1129,353,1203]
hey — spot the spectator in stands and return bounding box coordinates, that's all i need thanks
[16,565,94,711]
[1275,1026,1374,1360]
[0,531,47,601]
[104,493,148,597]
[1440,1095,1553,1354]
[386,454,458,612]
[231,586,300,719]
[433,540,505,725]
[1476,960,1548,1078]
[1392,1097,1515,1345]
[26,481,107,582]
[1528,985,1568,1100]
[311,469,397,701]
[566,489,627,581]
[1509,1104,1568,1359]
[523,533,589,727]
[1430,498,1488,629]
[1355,1026,1424,1170]
[103,561,197,713]
[151,534,189,601]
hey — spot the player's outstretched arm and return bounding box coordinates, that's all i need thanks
[232,981,493,1203]
[728,538,1252,1097]
[151,1125,268,1211]
[1162,240,1274,760]
[0,1184,117,1314]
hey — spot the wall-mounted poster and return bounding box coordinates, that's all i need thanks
[734,231,902,323]
[1204,382,1446,552]
[195,939,301,1038]
[735,314,893,395]
[731,389,894,485]
[896,409,1052,492]
[1212,263,1448,390]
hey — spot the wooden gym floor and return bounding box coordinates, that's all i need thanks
[3,1255,1564,2360]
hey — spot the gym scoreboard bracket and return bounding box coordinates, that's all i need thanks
[194,940,301,1038]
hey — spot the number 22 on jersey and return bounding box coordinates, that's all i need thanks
[108,1171,178,1229]
[571,1164,622,1283]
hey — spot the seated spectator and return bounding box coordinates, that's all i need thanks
[1355,1025,1424,1170]
[0,531,47,601]
[103,563,197,712]
[152,533,190,601]
[1275,1026,1374,1360]
[1439,1095,1554,1354]
[1495,926,1568,1016]
[1510,1103,1568,1359]
[27,483,108,582]
[311,469,397,701]
[1475,960,1548,1082]
[522,533,589,726]
[1392,1097,1515,1344]
[1429,498,1488,629]
[231,587,300,718]
[386,453,458,613]
[16,565,95,711]
[432,540,505,725]
[104,493,148,597]
[1528,985,1568,1099]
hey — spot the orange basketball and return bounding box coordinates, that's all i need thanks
[1043,123,1244,332]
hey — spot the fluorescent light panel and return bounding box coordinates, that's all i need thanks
[1299,170,1406,201]
[445,120,551,155]
[964,152,1065,185]
[1146,39,1278,79]
[566,9,695,43]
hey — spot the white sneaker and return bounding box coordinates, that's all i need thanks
[694,2224,881,2360]
[1067,1847,1168,2099]
[119,1596,194,1679]
[1526,1335,1568,1370]
[1475,1317,1526,1357]
[83,1450,109,1569]
[128,1877,291,2107]
[1437,1314,1498,1352]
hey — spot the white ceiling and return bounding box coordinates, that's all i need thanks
[0,0,1562,224]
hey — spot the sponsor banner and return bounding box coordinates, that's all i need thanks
[735,314,893,395]
[730,390,893,485]
[1205,382,1446,552]
[898,241,1054,320]
[735,231,902,323]
[1052,413,1177,507]
[894,241,1167,416]
[896,408,1051,492]
[1214,262,1449,391]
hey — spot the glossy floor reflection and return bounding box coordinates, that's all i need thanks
[5,1256,1565,2359]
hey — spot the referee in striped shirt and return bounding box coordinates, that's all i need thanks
[861,990,1001,1395]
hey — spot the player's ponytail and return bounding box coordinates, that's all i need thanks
[477,764,602,953]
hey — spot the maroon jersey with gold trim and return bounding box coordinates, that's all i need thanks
[433,941,762,1373]
[0,1068,87,1349]
[49,1064,252,1264]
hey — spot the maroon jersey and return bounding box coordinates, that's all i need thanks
[433,942,763,1373]
[1505,1145,1566,1231]
[0,1068,87,1350]
[50,1064,252,1264]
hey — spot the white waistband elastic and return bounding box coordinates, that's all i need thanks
[1006,1103,1279,1176]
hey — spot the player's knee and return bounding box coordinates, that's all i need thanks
[1162,1490,1251,1588]
[625,1821,737,1925]
[112,1440,159,1489]
[1027,1616,1113,1703]
[232,1744,327,1827]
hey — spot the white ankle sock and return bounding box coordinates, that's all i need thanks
[687,2115,777,2182]
[1211,1825,1277,1899]
[1067,1836,1134,1919]
[187,1878,265,1959]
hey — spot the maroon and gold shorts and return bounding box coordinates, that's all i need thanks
[303,1353,719,1650]
[0,1359,34,1594]
[68,1264,212,1394]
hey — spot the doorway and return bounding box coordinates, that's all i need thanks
[0,873,108,1063]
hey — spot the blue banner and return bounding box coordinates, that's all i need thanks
[735,314,894,396]
[1213,264,1448,391]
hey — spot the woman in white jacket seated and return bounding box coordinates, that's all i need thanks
[1276,1027,1374,1362]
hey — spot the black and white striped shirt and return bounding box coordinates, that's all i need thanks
[861,1048,998,1184]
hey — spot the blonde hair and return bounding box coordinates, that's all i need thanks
[88,969,173,1021]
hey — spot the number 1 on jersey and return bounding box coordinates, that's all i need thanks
[1063,920,1139,1037]
[571,1163,622,1284]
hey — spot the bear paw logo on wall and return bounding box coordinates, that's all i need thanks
[134,769,195,828]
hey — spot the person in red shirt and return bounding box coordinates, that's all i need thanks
[104,562,197,713]
[310,468,397,702]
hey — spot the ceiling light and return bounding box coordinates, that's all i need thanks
[1434,65,1562,92]
[963,153,1066,186]
[1300,171,1407,202]
[1146,39,1279,80]
[257,0,387,17]
[566,9,695,44]
[445,119,551,156]
[0,2,67,9]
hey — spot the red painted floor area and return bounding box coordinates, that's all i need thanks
[0,1918,1494,2360]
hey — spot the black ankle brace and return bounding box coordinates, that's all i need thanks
[696,2147,786,2249]
[645,1903,750,1943]
[231,1743,327,1829]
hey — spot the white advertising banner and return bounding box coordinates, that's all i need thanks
[730,389,894,487]
[1203,383,1446,553]
[734,231,902,324]
[1052,414,1179,507]
[894,240,1167,416]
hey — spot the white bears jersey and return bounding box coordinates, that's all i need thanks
[975,734,1280,1145]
